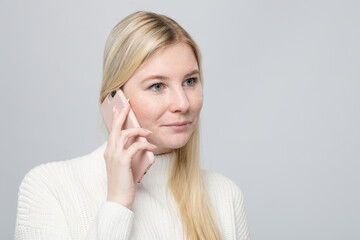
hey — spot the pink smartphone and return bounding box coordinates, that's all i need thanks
[100,88,154,184]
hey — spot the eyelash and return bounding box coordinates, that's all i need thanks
[149,77,198,92]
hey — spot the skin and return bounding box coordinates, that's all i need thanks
[104,42,203,209]
[122,42,203,155]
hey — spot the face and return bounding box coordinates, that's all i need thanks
[121,42,203,155]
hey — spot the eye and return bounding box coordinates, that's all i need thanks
[150,83,164,92]
[184,77,198,86]
[149,77,198,92]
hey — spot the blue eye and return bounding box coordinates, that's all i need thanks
[184,77,198,86]
[150,83,164,92]
[149,77,198,92]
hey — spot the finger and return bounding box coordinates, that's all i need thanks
[113,99,131,132]
[112,141,156,167]
[108,101,130,153]
[123,142,157,163]
[116,128,153,151]
[104,105,120,161]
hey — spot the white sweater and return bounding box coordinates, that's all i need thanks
[15,141,251,240]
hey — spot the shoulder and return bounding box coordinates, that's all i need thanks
[18,146,102,198]
[201,169,245,203]
[20,161,66,189]
[20,151,88,182]
[201,169,243,192]
[15,154,89,231]
[18,158,76,198]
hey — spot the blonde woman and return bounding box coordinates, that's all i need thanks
[15,11,251,240]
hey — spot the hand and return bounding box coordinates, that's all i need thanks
[103,100,157,210]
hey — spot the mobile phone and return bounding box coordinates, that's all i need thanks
[100,88,154,184]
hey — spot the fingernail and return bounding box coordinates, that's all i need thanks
[145,129,152,133]
[113,105,118,113]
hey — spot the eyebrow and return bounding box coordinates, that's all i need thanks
[141,69,200,83]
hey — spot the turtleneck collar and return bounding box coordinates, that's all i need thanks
[93,141,176,192]
[140,150,175,190]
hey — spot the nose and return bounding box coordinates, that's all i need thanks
[169,87,190,113]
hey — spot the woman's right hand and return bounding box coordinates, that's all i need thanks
[104,100,157,210]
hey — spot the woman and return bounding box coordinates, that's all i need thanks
[15,11,250,240]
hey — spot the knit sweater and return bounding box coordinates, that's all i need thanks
[14,141,251,240]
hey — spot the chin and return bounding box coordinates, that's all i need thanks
[149,127,195,149]
[159,134,191,149]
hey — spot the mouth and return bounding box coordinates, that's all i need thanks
[164,121,191,126]
[163,121,191,131]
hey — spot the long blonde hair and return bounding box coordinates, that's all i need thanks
[99,11,222,240]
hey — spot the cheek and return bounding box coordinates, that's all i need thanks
[193,100,203,114]
[190,90,203,113]
[130,98,162,126]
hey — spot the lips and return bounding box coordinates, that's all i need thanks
[164,121,191,126]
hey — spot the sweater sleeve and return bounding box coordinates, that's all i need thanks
[233,185,251,240]
[84,201,134,239]
[14,164,135,240]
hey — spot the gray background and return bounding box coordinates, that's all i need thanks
[1,0,359,239]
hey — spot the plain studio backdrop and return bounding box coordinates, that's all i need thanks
[1,0,359,239]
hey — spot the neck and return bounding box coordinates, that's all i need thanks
[152,145,175,156]
[140,151,175,191]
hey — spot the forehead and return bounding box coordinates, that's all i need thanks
[132,42,199,82]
